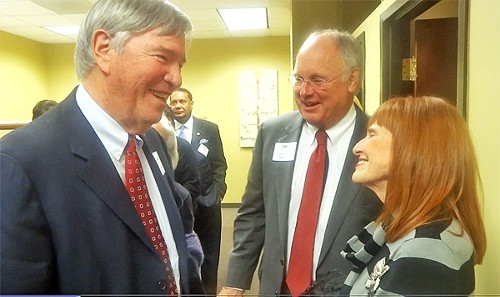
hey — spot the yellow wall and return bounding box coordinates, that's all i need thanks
[353,0,500,294]
[0,31,48,122]
[0,33,291,204]
[180,37,292,204]
[1,1,498,292]
[467,0,500,293]
[46,43,77,99]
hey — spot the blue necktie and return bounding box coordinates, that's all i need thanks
[178,125,186,140]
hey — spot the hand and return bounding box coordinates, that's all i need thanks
[218,287,244,296]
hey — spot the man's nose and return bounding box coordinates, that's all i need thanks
[298,82,315,96]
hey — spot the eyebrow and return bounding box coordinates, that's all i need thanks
[153,46,187,64]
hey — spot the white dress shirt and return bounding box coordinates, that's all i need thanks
[175,115,194,144]
[287,104,356,281]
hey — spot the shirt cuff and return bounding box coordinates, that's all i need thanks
[223,286,245,292]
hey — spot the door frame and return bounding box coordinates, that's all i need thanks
[381,0,469,116]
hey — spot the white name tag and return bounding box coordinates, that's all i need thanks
[152,151,166,175]
[198,143,209,157]
[272,142,297,161]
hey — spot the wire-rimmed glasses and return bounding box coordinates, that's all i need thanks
[288,72,344,89]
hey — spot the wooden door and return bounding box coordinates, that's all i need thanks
[413,18,458,105]
[382,0,468,115]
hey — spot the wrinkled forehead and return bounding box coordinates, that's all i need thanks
[294,38,343,74]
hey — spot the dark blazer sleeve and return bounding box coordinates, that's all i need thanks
[207,123,228,199]
[175,137,202,205]
[0,152,56,293]
[194,119,228,201]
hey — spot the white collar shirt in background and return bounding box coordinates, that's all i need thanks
[76,84,181,292]
[175,115,193,144]
[287,103,356,281]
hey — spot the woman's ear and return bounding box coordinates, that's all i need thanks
[92,29,113,74]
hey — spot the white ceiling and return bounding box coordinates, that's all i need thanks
[0,0,291,44]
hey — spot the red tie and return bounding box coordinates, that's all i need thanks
[286,130,328,297]
[125,135,178,296]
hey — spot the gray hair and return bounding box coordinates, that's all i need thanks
[303,29,362,81]
[75,0,193,80]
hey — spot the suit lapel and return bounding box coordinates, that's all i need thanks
[318,106,368,264]
[142,131,191,291]
[141,132,184,244]
[191,117,202,148]
[275,113,304,252]
[78,149,154,250]
[61,92,162,254]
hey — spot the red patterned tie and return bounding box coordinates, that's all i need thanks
[286,130,328,297]
[125,135,178,296]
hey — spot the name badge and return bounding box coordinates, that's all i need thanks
[198,144,209,157]
[272,142,297,161]
[152,151,166,175]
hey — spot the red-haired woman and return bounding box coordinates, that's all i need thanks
[337,96,486,296]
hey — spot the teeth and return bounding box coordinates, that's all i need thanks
[151,90,168,100]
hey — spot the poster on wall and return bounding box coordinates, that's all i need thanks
[239,69,278,147]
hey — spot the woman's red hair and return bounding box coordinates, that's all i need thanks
[371,96,486,264]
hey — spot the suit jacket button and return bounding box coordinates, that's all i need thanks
[280,258,284,265]
[275,290,279,295]
[157,280,167,291]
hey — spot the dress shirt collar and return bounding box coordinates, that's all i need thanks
[75,84,143,161]
[175,114,193,132]
[302,103,357,146]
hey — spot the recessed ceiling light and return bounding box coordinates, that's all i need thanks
[44,25,80,36]
[217,8,268,31]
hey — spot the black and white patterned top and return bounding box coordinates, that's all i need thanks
[340,219,475,297]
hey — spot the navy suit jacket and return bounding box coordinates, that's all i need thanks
[0,87,202,294]
[190,117,227,206]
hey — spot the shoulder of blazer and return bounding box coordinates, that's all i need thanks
[193,117,218,131]
[3,86,98,161]
[260,110,303,136]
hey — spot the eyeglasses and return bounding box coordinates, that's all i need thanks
[288,73,344,89]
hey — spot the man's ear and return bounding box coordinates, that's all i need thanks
[92,29,113,75]
[347,68,360,94]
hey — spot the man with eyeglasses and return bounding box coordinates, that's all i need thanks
[219,29,382,297]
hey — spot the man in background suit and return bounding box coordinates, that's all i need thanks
[170,87,228,295]
[0,0,203,294]
[219,29,382,296]
[32,99,58,120]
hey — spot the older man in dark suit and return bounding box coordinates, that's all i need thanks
[0,0,203,295]
[170,87,228,296]
[219,29,382,297]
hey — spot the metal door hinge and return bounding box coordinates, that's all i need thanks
[402,57,417,81]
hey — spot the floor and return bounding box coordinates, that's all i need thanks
[217,206,260,295]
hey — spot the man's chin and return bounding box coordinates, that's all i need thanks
[174,114,189,123]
